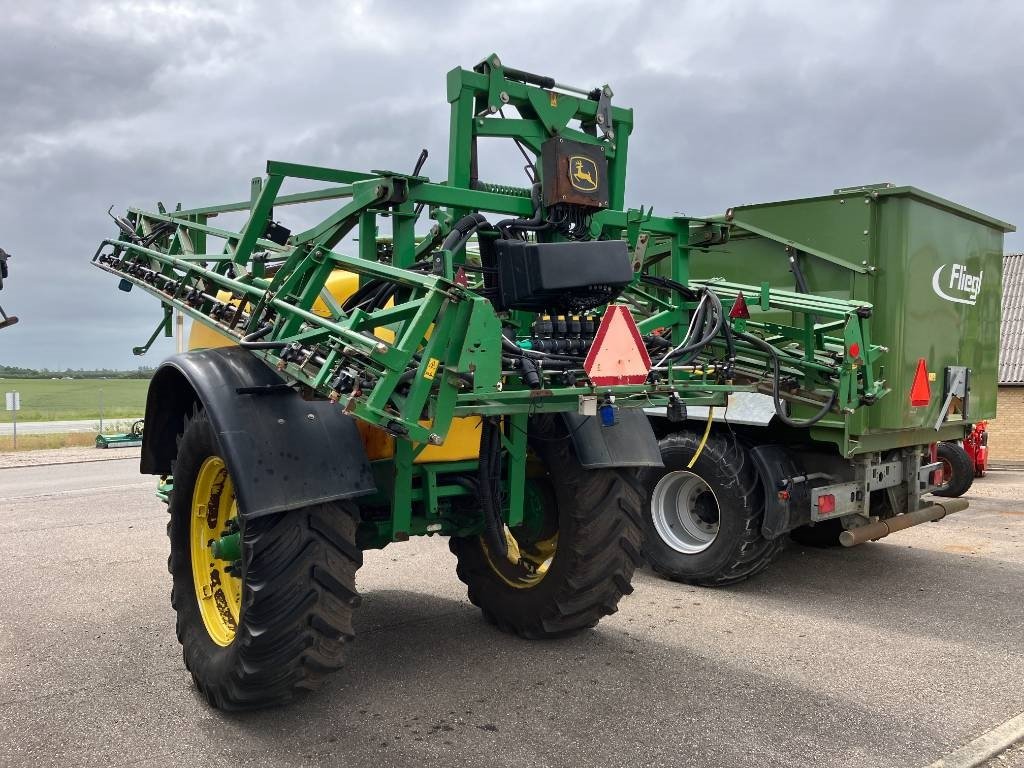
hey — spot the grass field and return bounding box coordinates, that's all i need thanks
[0,432,100,452]
[0,378,148,422]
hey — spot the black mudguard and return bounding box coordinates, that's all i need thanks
[562,410,664,469]
[748,444,809,539]
[141,347,375,518]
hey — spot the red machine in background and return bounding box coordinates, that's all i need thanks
[963,420,990,478]
[934,421,988,498]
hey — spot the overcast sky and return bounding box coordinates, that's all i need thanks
[1,0,1021,369]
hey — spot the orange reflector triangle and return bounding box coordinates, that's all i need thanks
[729,291,750,320]
[910,358,931,407]
[584,305,652,386]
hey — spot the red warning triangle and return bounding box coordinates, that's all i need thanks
[729,291,750,320]
[584,305,652,386]
[910,358,931,407]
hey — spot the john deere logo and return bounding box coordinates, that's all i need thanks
[568,156,599,192]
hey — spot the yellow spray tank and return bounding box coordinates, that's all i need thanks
[188,269,482,463]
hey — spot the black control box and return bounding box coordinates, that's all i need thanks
[484,239,632,312]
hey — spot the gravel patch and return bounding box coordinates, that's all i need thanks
[0,445,141,469]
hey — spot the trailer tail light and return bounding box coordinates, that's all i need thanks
[910,358,931,406]
[817,494,836,514]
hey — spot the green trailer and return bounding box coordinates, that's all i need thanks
[641,183,1013,584]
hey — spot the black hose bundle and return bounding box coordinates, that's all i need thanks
[652,288,727,367]
[639,273,699,302]
[341,279,393,313]
[442,212,493,255]
[495,183,550,239]
[478,417,509,561]
[341,256,434,316]
[545,203,593,241]
[735,329,837,428]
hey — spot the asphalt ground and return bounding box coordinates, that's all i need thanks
[1,456,1022,768]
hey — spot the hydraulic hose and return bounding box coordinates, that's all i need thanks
[655,288,727,367]
[639,273,698,302]
[239,324,288,350]
[735,329,837,428]
[478,418,509,560]
[495,183,549,237]
[500,333,583,363]
[721,318,737,375]
[441,212,492,256]
[687,406,715,469]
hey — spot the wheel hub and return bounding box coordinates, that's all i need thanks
[482,478,558,589]
[650,470,721,554]
[190,456,242,646]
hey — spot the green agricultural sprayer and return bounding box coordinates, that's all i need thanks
[92,54,996,709]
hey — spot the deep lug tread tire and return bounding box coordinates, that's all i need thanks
[933,441,974,498]
[167,409,361,710]
[449,415,644,639]
[641,431,784,587]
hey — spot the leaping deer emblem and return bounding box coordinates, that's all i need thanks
[569,157,598,191]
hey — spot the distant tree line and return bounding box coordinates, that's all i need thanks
[0,365,156,379]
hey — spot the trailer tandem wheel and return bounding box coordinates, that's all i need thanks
[167,410,361,710]
[641,431,784,586]
[933,441,975,498]
[449,415,645,638]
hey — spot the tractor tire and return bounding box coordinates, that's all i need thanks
[167,409,361,710]
[449,414,644,639]
[640,431,784,587]
[933,441,974,498]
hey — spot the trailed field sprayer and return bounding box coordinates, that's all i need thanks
[641,185,1011,585]
[96,55,930,709]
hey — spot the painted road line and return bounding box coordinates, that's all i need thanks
[925,711,1024,768]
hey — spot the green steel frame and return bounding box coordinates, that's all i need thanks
[92,54,886,547]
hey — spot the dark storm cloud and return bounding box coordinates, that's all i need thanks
[1,0,1021,369]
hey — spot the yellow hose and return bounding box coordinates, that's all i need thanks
[687,406,715,469]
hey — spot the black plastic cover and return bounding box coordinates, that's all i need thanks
[141,347,375,518]
[562,410,663,468]
[488,239,632,312]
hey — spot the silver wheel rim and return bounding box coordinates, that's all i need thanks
[650,470,720,554]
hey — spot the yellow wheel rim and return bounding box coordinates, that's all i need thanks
[190,456,242,646]
[484,533,558,589]
[482,477,558,590]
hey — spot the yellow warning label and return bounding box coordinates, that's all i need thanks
[424,357,440,380]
